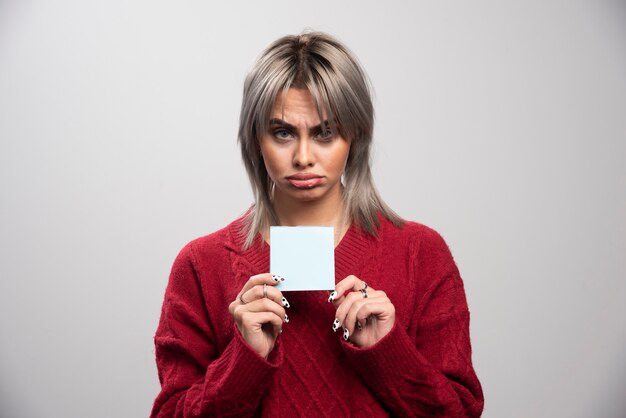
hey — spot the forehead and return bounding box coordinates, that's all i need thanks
[271,88,328,123]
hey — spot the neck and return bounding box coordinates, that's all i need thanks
[269,186,348,244]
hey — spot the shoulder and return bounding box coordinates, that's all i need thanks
[173,216,247,267]
[378,216,451,255]
[376,217,462,296]
[376,216,458,277]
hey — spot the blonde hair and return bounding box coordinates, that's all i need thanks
[238,32,402,248]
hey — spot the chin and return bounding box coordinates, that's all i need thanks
[289,189,326,201]
[278,185,328,202]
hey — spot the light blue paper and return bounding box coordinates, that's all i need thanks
[270,226,335,291]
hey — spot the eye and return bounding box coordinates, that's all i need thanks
[272,129,293,141]
[315,129,334,142]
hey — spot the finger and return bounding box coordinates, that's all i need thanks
[235,274,271,305]
[251,283,290,308]
[344,290,389,331]
[239,310,285,335]
[335,286,382,324]
[236,273,288,305]
[334,289,369,336]
[355,300,395,325]
[328,275,366,304]
[264,284,290,308]
[240,283,290,309]
[335,288,387,338]
[244,273,280,291]
[234,297,288,322]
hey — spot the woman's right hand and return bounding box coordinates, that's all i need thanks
[228,273,289,359]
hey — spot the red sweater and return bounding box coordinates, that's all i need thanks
[151,216,484,417]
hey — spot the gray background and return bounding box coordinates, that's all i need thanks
[1,1,625,417]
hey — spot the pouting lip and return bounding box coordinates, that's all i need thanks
[286,173,323,180]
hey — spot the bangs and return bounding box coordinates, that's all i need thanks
[306,48,372,144]
[249,38,371,144]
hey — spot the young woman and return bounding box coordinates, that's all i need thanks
[151,32,484,417]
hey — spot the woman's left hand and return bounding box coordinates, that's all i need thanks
[328,275,395,348]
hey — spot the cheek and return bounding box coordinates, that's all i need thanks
[325,143,351,173]
[259,143,283,178]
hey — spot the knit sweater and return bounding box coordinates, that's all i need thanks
[151,215,484,417]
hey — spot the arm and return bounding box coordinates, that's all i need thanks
[150,244,283,418]
[340,230,484,417]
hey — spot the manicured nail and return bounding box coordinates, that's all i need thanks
[281,297,290,308]
[272,274,285,282]
[328,291,337,302]
[343,327,350,341]
[284,314,289,323]
[332,318,340,332]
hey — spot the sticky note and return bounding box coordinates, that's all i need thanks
[270,226,335,291]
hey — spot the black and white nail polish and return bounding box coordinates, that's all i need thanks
[281,297,290,308]
[343,327,350,341]
[328,291,337,302]
[272,274,285,282]
[284,314,289,323]
[332,318,340,332]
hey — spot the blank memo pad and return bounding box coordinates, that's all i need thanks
[270,226,335,291]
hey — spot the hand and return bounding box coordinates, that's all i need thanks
[328,275,395,348]
[228,273,290,359]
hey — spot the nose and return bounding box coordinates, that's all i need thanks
[292,138,315,168]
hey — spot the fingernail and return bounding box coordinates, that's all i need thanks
[328,291,337,302]
[281,297,290,308]
[272,274,285,282]
[343,328,350,341]
[284,313,289,323]
[332,318,340,332]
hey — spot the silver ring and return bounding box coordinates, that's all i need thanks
[263,283,268,298]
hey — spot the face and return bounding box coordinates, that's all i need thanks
[259,88,351,205]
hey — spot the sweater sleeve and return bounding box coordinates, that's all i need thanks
[341,228,484,417]
[150,243,283,418]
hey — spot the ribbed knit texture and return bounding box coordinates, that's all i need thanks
[151,216,484,417]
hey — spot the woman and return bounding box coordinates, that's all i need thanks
[151,32,483,417]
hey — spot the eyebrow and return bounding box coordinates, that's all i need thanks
[268,118,332,134]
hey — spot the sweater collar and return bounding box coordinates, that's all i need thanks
[227,218,375,282]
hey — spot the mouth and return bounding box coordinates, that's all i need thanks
[286,173,324,189]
